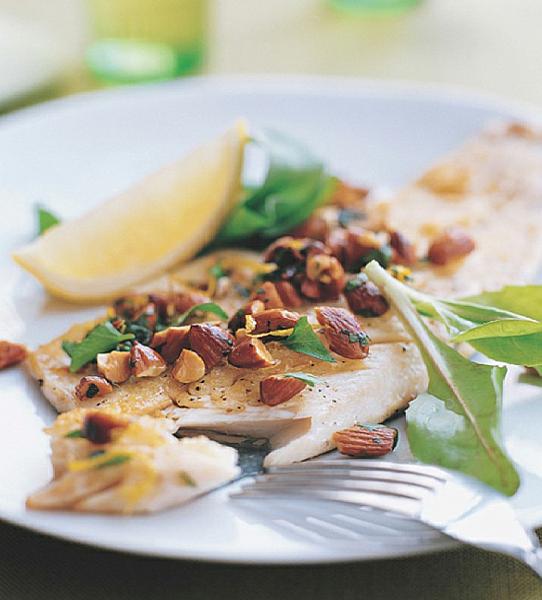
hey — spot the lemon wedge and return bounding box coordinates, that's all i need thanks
[13,120,248,302]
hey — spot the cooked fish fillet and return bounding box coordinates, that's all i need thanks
[27,414,239,514]
[27,122,542,474]
[384,122,542,296]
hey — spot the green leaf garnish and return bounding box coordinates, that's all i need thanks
[215,130,337,243]
[279,316,335,363]
[283,372,321,387]
[65,429,84,438]
[36,205,60,236]
[173,302,228,326]
[62,322,135,373]
[95,454,131,469]
[209,263,227,280]
[365,261,520,496]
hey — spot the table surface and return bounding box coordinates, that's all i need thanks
[1,0,542,598]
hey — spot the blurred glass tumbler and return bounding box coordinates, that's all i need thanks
[86,0,207,83]
[329,0,422,13]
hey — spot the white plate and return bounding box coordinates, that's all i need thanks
[1,76,542,564]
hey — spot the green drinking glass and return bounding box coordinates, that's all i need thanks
[86,0,208,84]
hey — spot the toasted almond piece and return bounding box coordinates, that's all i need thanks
[188,323,234,369]
[418,163,470,196]
[344,277,389,317]
[315,306,370,360]
[228,337,274,368]
[329,181,369,208]
[289,214,329,241]
[274,281,303,308]
[228,299,265,332]
[251,281,284,310]
[0,340,27,370]
[303,254,345,301]
[129,342,167,377]
[260,375,307,406]
[428,227,476,266]
[74,376,113,401]
[82,411,130,444]
[171,289,211,313]
[171,349,206,383]
[250,308,300,335]
[96,351,131,384]
[389,231,417,266]
[333,424,398,457]
[150,326,190,363]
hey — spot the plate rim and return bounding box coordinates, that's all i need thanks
[1,74,541,564]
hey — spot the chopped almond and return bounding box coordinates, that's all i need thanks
[315,306,370,360]
[250,308,300,335]
[274,281,303,308]
[96,351,131,384]
[260,375,306,406]
[289,214,329,241]
[171,349,206,383]
[75,376,113,401]
[129,342,167,377]
[334,424,398,457]
[171,289,211,314]
[389,231,417,266]
[0,340,27,370]
[344,277,389,317]
[428,227,476,266]
[250,281,284,310]
[302,254,345,301]
[229,337,274,368]
[228,300,266,332]
[188,324,234,369]
[150,326,190,363]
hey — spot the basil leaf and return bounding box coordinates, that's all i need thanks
[365,261,520,496]
[173,302,228,326]
[280,316,335,363]
[62,322,134,373]
[283,372,321,387]
[36,205,60,236]
[216,130,337,243]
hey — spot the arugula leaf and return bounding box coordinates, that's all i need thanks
[283,372,321,387]
[173,302,228,326]
[365,261,520,496]
[36,205,60,236]
[279,316,335,363]
[465,286,542,321]
[62,322,134,373]
[216,130,337,243]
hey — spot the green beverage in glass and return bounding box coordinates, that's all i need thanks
[86,0,207,84]
[329,0,422,14]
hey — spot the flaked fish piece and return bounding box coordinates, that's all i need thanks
[383,122,542,296]
[27,411,239,514]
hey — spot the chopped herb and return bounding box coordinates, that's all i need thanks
[95,453,131,469]
[280,316,335,363]
[89,449,106,458]
[65,429,84,438]
[283,372,321,387]
[36,205,60,236]
[233,283,251,298]
[62,321,135,373]
[209,263,227,280]
[345,274,367,292]
[347,331,370,345]
[178,471,196,486]
[173,302,228,326]
[85,383,100,398]
[357,245,392,269]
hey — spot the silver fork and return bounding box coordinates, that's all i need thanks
[231,460,542,577]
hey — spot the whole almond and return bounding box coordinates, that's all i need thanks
[260,375,307,406]
[0,340,27,370]
[188,324,234,369]
[389,231,417,266]
[333,424,398,457]
[428,227,476,266]
[315,306,370,359]
[229,337,274,368]
[344,277,389,317]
